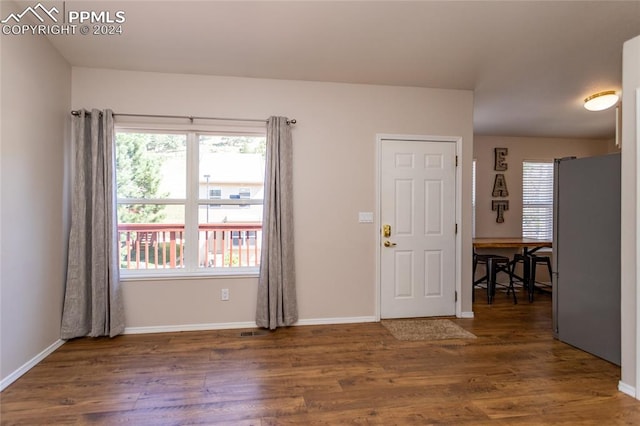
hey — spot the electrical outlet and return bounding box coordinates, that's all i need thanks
[221,288,229,301]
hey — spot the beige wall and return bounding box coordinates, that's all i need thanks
[0,2,71,385]
[621,34,640,396]
[72,67,474,328]
[474,135,610,239]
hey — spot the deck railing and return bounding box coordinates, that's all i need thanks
[118,223,262,270]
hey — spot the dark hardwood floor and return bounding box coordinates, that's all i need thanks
[2,289,640,425]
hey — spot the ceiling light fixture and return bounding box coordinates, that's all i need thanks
[584,90,619,111]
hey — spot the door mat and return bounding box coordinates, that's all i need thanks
[381,318,477,341]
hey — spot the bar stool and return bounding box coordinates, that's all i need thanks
[530,254,553,292]
[510,253,553,302]
[473,252,518,304]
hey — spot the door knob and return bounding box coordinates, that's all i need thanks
[383,240,397,247]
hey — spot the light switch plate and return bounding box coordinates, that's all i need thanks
[358,212,374,223]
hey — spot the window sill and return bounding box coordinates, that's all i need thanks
[119,269,259,282]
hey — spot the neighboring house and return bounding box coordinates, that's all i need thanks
[199,152,265,224]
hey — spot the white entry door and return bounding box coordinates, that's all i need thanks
[380,138,457,318]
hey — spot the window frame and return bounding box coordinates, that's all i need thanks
[472,158,476,238]
[115,122,266,279]
[522,159,554,240]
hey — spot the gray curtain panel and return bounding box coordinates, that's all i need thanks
[61,109,125,339]
[256,116,298,329]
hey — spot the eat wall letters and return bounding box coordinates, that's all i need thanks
[492,148,509,223]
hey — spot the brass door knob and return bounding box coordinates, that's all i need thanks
[383,241,397,247]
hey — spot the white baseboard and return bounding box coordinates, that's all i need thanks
[124,321,258,334]
[1,339,65,392]
[459,311,474,319]
[295,316,377,326]
[618,380,637,398]
[124,316,378,335]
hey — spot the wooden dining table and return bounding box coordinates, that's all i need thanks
[473,237,552,254]
[472,237,553,302]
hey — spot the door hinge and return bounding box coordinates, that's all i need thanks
[455,223,458,234]
[455,155,458,167]
[455,291,458,302]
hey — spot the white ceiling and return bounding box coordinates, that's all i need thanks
[42,1,640,139]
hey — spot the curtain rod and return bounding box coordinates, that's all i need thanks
[70,110,297,125]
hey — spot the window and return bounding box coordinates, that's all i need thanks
[209,188,222,199]
[522,160,554,240]
[238,187,251,208]
[209,188,222,208]
[115,129,266,276]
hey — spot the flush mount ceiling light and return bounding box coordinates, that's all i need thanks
[584,90,620,111]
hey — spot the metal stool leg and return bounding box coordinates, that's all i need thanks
[488,258,496,304]
[524,255,534,302]
[507,262,518,304]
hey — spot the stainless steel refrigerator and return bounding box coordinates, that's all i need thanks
[552,154,621,365]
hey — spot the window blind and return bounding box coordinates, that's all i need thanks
[522,161,553,239]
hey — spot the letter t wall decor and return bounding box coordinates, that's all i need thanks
[492,147,509,223]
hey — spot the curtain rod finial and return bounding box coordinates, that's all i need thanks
[287,119,297,125]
